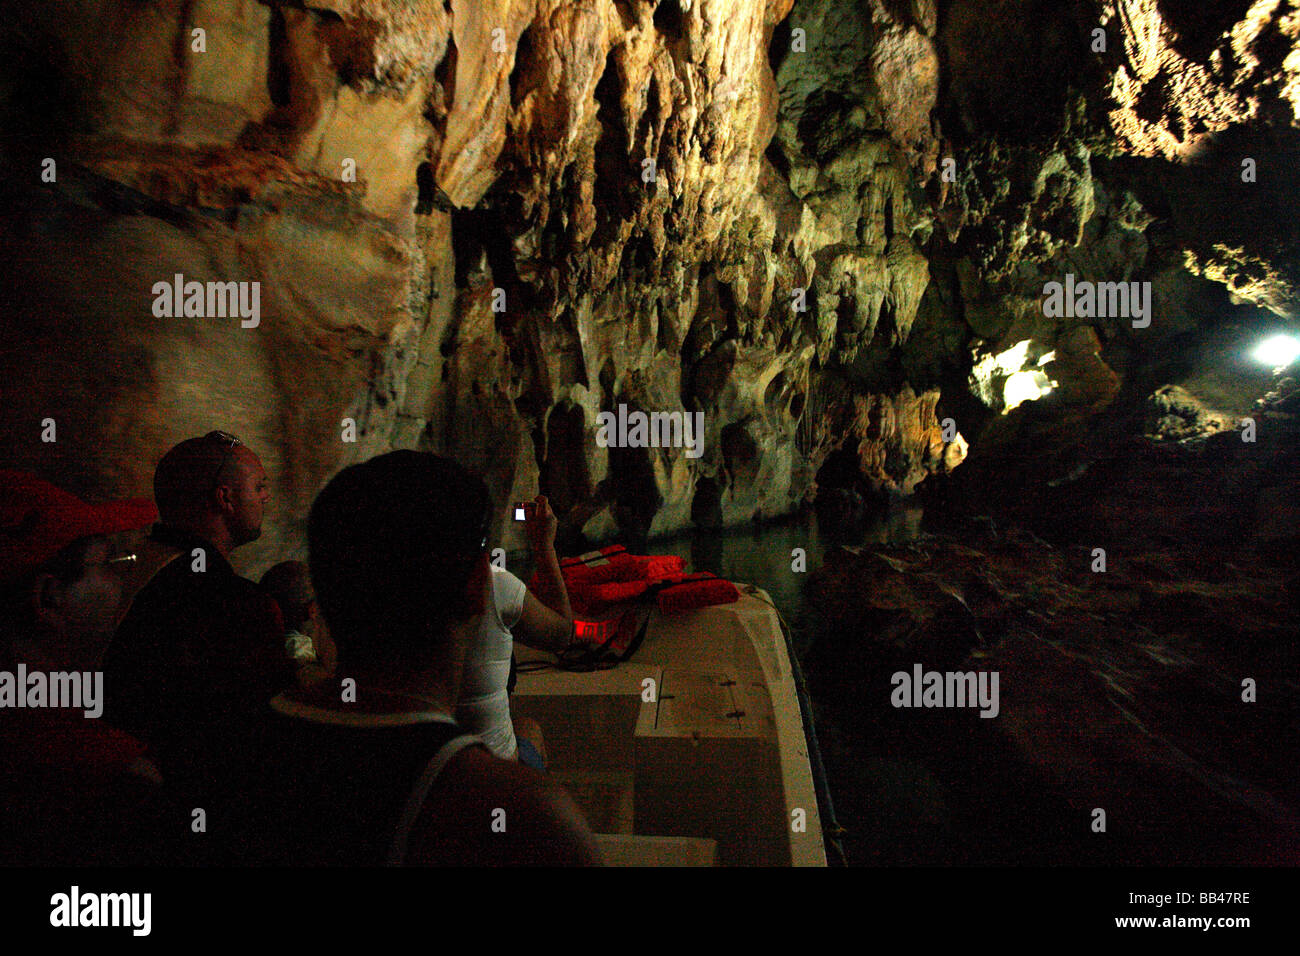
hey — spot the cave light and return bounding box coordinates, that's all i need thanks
[995,339,1031,374]
[1003,370,1056,412]
[971,339,1060,412]
[1252,334,1300,370]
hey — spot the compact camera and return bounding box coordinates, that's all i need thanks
[513,501,537,522]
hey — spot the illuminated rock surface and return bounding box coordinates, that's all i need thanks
[3,0,1297,567]
[1,0,1299,869]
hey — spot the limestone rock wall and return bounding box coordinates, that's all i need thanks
[0,0,953,570]
[1,0,1297,570]
[928,0,1300,504]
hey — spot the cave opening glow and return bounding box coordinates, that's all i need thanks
[1252,334,1300,369]
[1003,370,1056,412]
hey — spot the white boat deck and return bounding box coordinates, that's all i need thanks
[512,586,827,866]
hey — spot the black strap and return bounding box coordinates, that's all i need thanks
[560,545,628,570]
[619,608,652,662]
[552,574,725,673]
[556,607,653,672]
[646,571,721,596]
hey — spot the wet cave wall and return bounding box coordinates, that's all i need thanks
[0,0,1297,580]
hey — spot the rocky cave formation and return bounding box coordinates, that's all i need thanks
[2,0,959,562]
[2,0,1298,863]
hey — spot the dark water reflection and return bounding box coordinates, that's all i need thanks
[511,503,924,652]
[646,503,925,652]
[507,503,926,864]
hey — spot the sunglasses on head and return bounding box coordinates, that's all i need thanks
[204,430,243,495]
[40,537,137,582]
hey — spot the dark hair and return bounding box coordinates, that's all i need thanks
[307,451,490,670]
[259,561,314,633]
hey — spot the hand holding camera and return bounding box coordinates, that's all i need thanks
[513,494,557,554]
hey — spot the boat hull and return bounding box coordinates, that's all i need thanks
[512,586,827,866]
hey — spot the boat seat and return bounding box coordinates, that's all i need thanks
[594,833,717,866]
[509,589,828,865]
[643,668,759,738]
[549,770,635,834]
[632,667,785,864]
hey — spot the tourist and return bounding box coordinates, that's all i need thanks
[248,451,600,865]
[101,431,294,859]
[0,470,166,864]
[458,494,575,770]
[260,560,335,686]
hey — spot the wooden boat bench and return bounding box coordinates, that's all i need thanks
[510,588,827,866]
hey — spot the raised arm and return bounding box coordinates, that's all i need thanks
[514,591,575,655]
[523,494,572,620]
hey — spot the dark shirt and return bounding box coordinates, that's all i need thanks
[0,694,169,865]
[102,525,291,838]
[241,699,484,866]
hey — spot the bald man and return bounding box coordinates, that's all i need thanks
[102,432,295,862]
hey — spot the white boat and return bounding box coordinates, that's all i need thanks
[511,584,829,866]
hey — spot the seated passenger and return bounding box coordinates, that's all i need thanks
[100,431,295,857]
[248,451,600,866]
[259,560,336,686]
[0,470,167,865]
[457,494,575,770]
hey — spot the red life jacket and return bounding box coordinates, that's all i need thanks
[531,546,742,665]
[556,545,741,615]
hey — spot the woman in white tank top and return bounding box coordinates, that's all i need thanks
[455,496,576,763]
[457,566,528,758]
